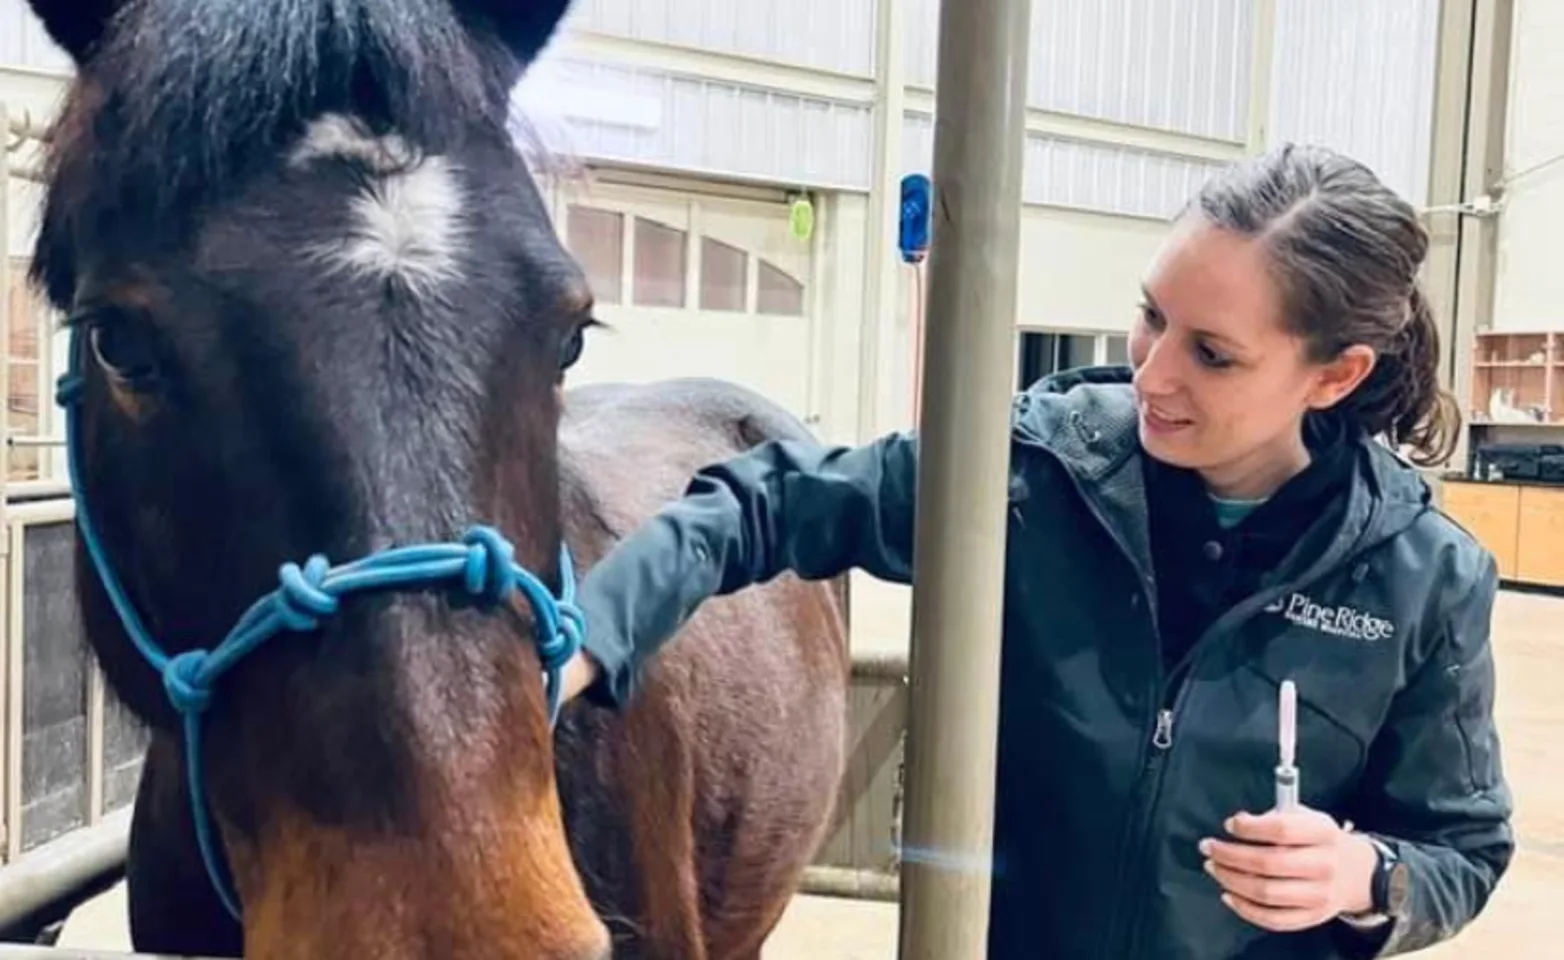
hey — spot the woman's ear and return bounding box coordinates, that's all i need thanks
[26,0,126,64]
[1308,345,1378,410]
[452,0,573,75]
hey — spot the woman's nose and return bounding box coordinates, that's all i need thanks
[1132,338,1179,396]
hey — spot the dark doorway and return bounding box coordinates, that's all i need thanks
[1017,331,1095,389]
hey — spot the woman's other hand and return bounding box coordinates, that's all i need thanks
[1199,807,1380,932]
[559,649,602,705]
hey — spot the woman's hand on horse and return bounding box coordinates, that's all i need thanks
[560,649,602,705]
[1198,807,1379,932]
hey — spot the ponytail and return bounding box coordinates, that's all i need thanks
[1339,286,1461,467]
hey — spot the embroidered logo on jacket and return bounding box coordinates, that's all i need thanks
[1262,592,1396,642]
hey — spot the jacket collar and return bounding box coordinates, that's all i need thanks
[1009,365,1433,585]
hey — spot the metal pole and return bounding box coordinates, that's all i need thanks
[896,0,1032,955]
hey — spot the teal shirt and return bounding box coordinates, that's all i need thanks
[1208,493,1267,529]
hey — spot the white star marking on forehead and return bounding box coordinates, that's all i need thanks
[291,113,465,296]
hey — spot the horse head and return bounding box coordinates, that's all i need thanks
[25,0,609,955]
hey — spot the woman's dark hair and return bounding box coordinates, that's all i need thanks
[1187,143,1459,467]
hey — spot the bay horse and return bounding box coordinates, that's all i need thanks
[23,0,850,956]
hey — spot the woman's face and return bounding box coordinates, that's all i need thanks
[1128,214,1373,498]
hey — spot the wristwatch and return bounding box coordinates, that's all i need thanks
[1370,836,1411,916]
[1341,835,1409,929]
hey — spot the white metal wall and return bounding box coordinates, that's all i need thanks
[902,113,1227,221]
[517,55,874,191]
[566,0,876,77]
[1491,0,1564,333]
[1267,0,1442,206]
[906,0,1253,143]
[900,0,1441,218]
[6,0,1446,224]
[0,0,69,73]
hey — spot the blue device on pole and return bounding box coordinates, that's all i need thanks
[899,173,932,263]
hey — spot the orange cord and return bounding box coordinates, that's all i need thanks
[911,260,926,423]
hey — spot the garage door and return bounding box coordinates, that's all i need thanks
[548,180,817,422]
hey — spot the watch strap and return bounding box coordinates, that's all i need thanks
[1339,834,1396,928]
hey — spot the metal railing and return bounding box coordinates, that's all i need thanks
[1,497,146,860]
[801,650,908,902]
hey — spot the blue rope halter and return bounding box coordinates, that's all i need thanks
[55,328,585,920]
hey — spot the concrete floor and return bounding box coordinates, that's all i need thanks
[51,587,1564,958]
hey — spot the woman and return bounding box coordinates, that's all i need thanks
[559,144,1514,958]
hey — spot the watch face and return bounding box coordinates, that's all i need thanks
[1387,862,1412,914]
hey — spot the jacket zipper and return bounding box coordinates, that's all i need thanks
[1109,659,1196,958]
[1113,578,1321,958]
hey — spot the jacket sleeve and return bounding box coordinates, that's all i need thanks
[1336,549,1514,957]
[573,430,919,707]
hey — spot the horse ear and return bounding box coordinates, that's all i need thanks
[26,0,125,64]
[454,0,573,69]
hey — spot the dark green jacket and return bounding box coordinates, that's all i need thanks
[575,367,1513,959]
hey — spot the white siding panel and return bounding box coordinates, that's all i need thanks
[566,0,876,77]
[1489,0,1564,333]
[0,0,71,73]
[903,112,1225,221]
[906,0,1250,141]
[1267,0,1440,206]
[904,0,939,88]
[900,113,932,178]
[1506,0,1564,177]
[1024,137,1225,218]
[8,177,43,258]
[519,58,872,190]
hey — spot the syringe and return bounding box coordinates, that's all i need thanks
[1275,679,1299,810]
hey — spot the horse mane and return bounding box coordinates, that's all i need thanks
[30,0,521,308]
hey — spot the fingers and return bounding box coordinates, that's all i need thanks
[1221,808,1339,846]
[560,650,601,702]
[1219,892,1329,933]
[1204,859,1332,911]
[1200,836,1334,881]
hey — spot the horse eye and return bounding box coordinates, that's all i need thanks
[558,326,586,372]
[89,320,161,387]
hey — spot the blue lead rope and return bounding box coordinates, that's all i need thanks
[56,330,585,920]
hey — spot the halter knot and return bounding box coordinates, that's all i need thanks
[461,526,518,605]
[537,603,584,672]
[55,373,85,408]
[163,650,215,715]
[275,555,337,631]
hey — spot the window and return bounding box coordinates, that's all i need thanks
[563,196,808,320]
[633,217,687,308]
[7,260,43,482]
[756,260,805,316]
[1016,330,1126,389]
[565,206,623,305]
[699,238,747,312]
